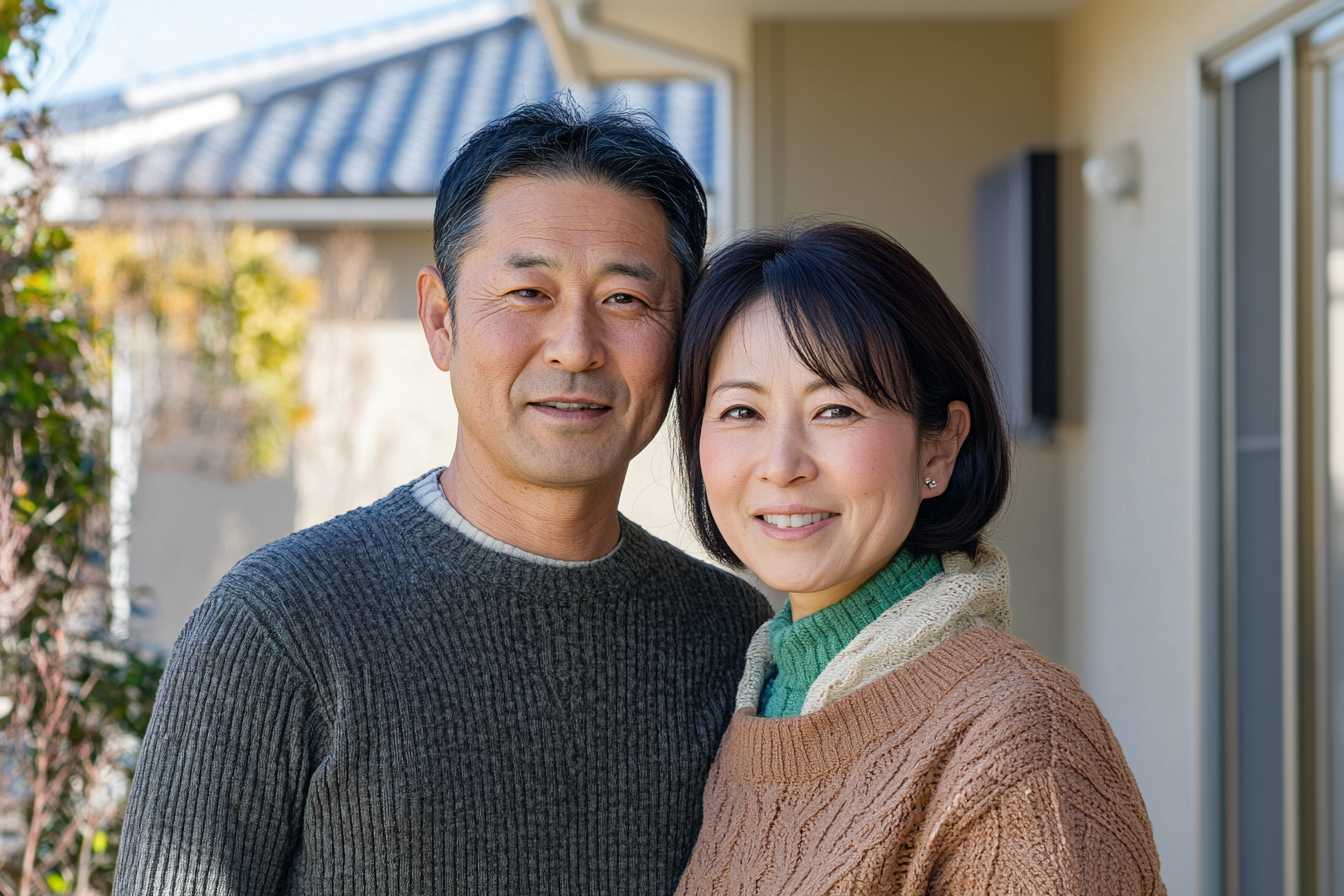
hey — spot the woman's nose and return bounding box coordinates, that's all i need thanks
[756,421,818,486]
[544,303,605,373]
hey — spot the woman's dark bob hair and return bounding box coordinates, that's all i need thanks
[677,221,1011,568]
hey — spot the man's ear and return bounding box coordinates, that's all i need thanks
[417,266,453,372]
[921,401,971,498]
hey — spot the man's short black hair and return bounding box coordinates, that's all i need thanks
[677,221,1012,566]
[432,95,708,318]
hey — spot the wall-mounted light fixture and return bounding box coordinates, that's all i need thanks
[1082,143,1140,201]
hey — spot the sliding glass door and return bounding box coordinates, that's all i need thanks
[1219,45,1295,896]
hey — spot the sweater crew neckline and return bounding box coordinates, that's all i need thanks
[385,469,651,598]
[723,624,1008,783]
[410,470,624,568]
[763,550,942,717]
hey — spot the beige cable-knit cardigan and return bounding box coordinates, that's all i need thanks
[676,546,1165,896]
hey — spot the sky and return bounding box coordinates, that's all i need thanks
[35,0,471,103]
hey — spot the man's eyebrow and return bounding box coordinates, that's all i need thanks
[504,255,658,282]
[601,261,658,281]
[506,252,560,270]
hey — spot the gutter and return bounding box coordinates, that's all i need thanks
[550,1,735,243]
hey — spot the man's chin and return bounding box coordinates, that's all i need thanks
[508,448,631,490]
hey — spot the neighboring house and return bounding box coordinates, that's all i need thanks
[54,0,1344,889]
[51,0,724,656]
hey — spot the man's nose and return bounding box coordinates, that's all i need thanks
[757,420,817,487]
[544,301,606,373]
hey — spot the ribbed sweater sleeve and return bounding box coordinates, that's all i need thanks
[115,589,320,896]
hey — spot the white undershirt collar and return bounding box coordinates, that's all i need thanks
[411,470,623,569]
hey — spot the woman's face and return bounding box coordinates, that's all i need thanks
[700,299,968,615]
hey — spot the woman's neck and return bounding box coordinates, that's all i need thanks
[789,551,898,621]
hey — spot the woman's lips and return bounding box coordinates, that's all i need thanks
[754,513,840,541]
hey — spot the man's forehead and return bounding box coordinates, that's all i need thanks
[471,176,676,278]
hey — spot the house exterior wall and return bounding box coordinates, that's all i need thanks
[742,5,1310,891]
[127,469,296,651]
[748,19,1068,666]
[1056,1,1286,892]
[128,226,436,652]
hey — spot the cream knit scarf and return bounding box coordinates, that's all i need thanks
[735,544,1011,715]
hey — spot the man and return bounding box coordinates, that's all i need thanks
[114,100,770,895]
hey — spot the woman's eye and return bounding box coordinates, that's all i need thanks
[723,406,758,421]
[818,405,856,419]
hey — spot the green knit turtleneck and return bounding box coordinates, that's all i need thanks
[759,548,943,718]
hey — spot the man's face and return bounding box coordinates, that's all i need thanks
[421,175,681,491]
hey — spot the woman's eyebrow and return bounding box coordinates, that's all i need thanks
[803,378,832,394]
[711,378,835,396]
[711,380,764,396]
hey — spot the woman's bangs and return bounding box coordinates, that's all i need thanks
[767,279,917,413]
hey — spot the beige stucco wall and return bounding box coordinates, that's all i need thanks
[751,20,1058,309]
[1055,1,1290,892]
[744,7,1325,890]
[749,19,1068,667]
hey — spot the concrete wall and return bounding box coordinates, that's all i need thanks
[750,19,1068,665]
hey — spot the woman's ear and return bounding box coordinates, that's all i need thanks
[417,266,453,372]
[920,401,971,498]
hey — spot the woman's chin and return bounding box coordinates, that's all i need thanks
[753,569,844,598]
[730,538,852,597]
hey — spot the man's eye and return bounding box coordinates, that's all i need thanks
[513,288,544,299]
[818,405,856,419]
[723,406,757,420]
[605,293,639,305]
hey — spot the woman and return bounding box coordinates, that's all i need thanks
[674,223,1164,895]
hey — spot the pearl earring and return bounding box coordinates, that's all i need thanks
[924,478,938,489]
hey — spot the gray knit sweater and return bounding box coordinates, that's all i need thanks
[113,473,770,896]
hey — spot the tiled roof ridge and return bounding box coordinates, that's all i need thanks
[55,7,719,208]
[120,0,528,112]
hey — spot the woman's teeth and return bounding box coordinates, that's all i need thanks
[762,512,834,529]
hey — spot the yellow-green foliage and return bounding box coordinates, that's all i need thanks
[68,226,317,477]
[221,229,316,475]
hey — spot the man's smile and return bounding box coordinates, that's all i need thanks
[533,400,610,410]
[527,397,614,422]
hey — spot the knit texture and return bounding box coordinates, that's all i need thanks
[678,548,1165,896]
[760,550,942,717]
[737,545,1011,716]
[113,472,771,896]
